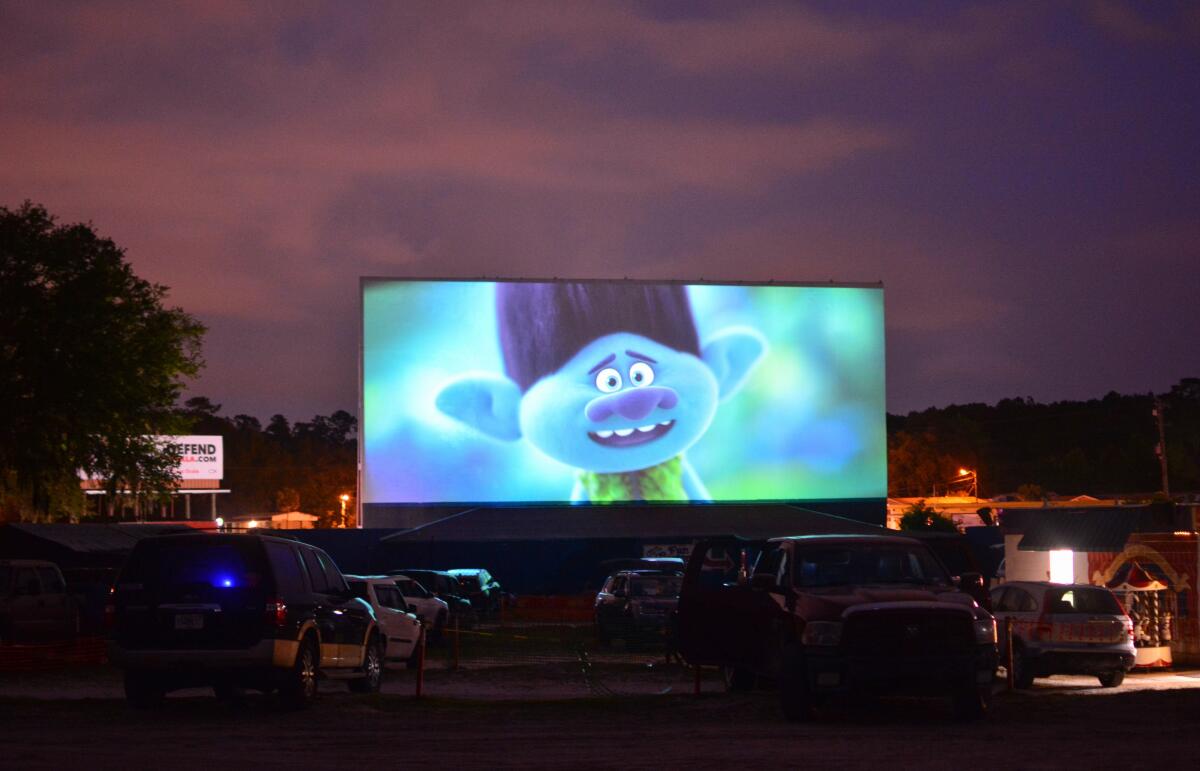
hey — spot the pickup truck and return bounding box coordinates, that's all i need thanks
[676,534,997,720]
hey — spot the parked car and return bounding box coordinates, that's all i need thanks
[990,581,1135,688]
[345,576,424,668]
[595,569,682,647]
[109,533,385,708]
[390,569,475,629]
[389,573,451,637]
[446,568,503,615]
[677,534,998,721]
[0,560,79,643]
[905,531,993,610]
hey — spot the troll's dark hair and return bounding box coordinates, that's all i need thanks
[497,282,700,392]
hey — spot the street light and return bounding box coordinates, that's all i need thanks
[339,494,351,528]
[956,468,979,498]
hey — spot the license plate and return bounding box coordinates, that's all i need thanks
[174,613,205,630]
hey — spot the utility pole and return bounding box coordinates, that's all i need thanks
[1153,397,1170,497]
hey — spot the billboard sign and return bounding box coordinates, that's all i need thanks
[169,435,223,480]
[362,279,885,505]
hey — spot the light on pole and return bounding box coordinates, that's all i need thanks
[339,494,351,528]
[957,468,980,498]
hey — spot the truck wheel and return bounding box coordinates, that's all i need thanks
[350,634,384,693]
[722,665,755,692]
[779,649,816,722]
[280,637,319,709]
[952,680,992,720]
[124,670,165,709]
[1098,670,1125,688]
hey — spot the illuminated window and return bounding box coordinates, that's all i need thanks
[1049,550,1074,584]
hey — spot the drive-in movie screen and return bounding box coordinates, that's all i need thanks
[361,279,886,505]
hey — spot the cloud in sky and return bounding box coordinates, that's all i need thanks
[1,0,1197,418]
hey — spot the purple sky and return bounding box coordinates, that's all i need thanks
[2,1,1197,420]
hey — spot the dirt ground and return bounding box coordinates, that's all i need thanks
[3,664,1200,769]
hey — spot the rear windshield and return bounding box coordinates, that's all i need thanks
[122,539,269,592]
[793,544,948,588]
[629,576,682,597]
[1045,587,1122,615]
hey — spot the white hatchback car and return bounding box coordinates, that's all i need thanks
[346,576,424,668]
[991,581,1135,688]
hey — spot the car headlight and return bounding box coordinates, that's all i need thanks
[802,621,843,647]
[973,618,997,644]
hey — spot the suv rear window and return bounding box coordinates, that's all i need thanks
[264,541,308,596]
[629,576,681,597]
[1045,587,1122,615]
[123,540,268,591]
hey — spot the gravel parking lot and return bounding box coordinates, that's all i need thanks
[3,665,1200,769]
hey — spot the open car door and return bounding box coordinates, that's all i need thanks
[677,537,773,668]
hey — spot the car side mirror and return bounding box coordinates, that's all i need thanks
[750,573,777,591]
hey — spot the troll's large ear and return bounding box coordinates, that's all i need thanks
[702,327,767,401]
[435,373,523,441]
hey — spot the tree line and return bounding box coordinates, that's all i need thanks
[181,397,357,526]
[888,378,1200,499]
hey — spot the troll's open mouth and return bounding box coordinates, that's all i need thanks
[587,420,674,448]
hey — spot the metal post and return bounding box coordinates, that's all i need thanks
[1005,617,1015,691]
[416,626,426,698]
[452,614,460,671]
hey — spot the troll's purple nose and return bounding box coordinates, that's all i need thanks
[585,386,678,423]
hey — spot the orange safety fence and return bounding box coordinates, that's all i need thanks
[0,636,108,672]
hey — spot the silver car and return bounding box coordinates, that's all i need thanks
[991,581,1135,688]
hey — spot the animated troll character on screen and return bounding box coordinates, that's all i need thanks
[434,282,766,502]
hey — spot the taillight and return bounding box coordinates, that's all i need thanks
[265,597,287,628]
[1123,615,1134,641]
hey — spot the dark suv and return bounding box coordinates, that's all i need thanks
[677,534,997,721]
[447,568,503,615]
[109,534,384,708]
[595,569,682,647]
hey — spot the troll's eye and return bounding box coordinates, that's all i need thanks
[629,361,655,387]
[595,367,622,393]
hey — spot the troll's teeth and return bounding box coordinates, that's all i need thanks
[636,425,656,433]
[596,430,614,439]
[614,428,635,437]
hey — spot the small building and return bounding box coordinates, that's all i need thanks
[228,512,319,531]
[1000,504,1199,666]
